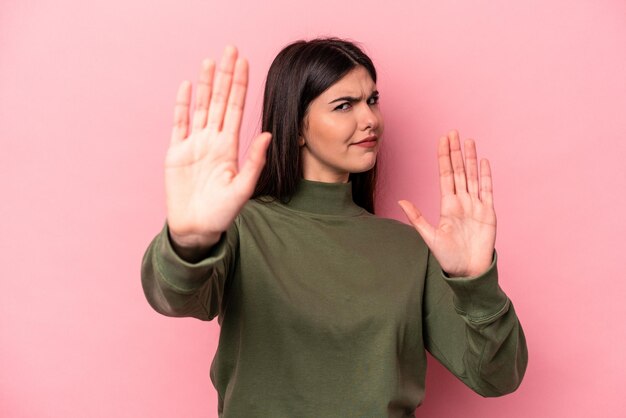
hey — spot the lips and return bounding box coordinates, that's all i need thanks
[352,135,378,146]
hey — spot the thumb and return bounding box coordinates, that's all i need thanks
[235,132,272,194]
[398,200,435,247]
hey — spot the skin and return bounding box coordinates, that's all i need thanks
[165,46,271,261]
[300,66,383,183]
[398,132,497,277]
[165,46,497,277]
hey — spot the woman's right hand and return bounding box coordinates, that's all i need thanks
[165,46,271,256]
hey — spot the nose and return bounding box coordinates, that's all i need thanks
[358,102,381,132]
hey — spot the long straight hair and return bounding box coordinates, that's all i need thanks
[252,38,379,213]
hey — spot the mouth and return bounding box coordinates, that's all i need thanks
[352,135,378,148]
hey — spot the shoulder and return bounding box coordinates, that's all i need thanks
[236,197,295,228]
[239,197,282,218]
[364,214,427,245]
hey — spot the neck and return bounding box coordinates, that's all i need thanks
[284,178,364,216]
[300,156,350,183]
[302,172,350,183]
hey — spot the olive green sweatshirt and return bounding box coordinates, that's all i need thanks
[141,179,527,417]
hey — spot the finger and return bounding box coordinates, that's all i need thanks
[234,133,272,195]
[398,200,436,247]
[171,80,191,144]
[438,135,455,196]
[191,59,215,133]
[222,58,249,141]
[449,130,467,194]
[465,138,479,198]
[207,45,238,131]
[480,158,494,206]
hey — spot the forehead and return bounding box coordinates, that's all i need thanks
[321,66,376,97]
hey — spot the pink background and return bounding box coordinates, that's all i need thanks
[2,0,625,417]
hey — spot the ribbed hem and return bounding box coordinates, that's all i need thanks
[153,223,229,293]
[442,252,510,324]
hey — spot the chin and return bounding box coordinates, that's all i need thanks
[347,158,377,174]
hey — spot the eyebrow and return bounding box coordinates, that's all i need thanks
[328,90,379,104]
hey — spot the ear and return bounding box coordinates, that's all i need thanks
[298,136,306,147]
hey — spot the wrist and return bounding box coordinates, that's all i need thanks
[445,254,494,278]
[167,228,222,263]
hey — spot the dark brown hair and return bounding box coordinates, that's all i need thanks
[252,38,379,213]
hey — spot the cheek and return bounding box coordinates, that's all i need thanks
[313,115,353,144]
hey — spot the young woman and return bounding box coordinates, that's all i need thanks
[142,38,527,417]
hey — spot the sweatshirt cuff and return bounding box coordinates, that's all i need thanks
[442,252,510,324]
[153,223,229,293]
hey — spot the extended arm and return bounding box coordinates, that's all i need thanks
[142,46,268,320]
[400,130,527,394]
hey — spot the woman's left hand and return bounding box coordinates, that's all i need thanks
[399,130,496,278]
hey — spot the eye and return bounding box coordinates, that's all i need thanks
[367,95,380,106]
[334,102,352,111]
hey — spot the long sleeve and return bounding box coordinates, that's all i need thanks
[141,221,239,321]
[423,250,528,397]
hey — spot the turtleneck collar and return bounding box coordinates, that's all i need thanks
[283,179,365,216]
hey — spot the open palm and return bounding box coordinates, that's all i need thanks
[165,46,271,251]
[399,130,496,277]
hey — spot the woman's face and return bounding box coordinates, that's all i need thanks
[300,66,384,183]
